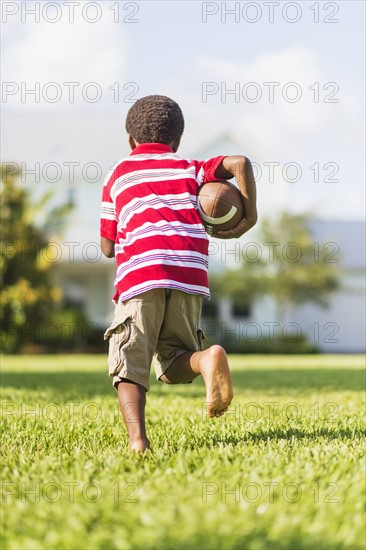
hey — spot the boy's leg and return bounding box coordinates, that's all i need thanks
[105,290,166,452]
[160,345,233,418]
[117,379,150,452]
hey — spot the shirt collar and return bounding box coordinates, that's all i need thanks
[130,143,174,155]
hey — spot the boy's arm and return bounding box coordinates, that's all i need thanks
[100,175,117,257]
[101,237,115,258]
[214,155,257,238]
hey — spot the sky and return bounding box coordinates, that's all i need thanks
[1,0,365,221]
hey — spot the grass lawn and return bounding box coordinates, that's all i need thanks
[1,354,365,550]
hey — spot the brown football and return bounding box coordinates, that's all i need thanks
[197,180,244,237]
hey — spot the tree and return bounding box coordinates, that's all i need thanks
[212,212,340,323]
[209,251,266,312]
[259,213,340,322]
[0,163,71,352]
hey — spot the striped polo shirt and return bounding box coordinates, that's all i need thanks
[100,142,225,303]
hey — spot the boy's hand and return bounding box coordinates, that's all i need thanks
[215,155,258,238]
[216,217,257,239]
[100,237,115,258]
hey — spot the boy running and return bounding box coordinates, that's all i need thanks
[100,95,257,451]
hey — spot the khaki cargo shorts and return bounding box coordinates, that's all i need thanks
[103,288,206,391]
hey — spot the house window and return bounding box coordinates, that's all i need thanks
[202,300,218,319]
[62,278,87,310]
[231,301,251,319]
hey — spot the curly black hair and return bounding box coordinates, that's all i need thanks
[125,95,184,145]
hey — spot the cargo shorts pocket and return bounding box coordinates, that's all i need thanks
[197,328,207,351]
[104,314,133,376]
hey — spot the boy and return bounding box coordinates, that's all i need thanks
[100,95,257,452]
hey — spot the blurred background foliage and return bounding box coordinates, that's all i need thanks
[210,213,340,315]
[1,163,73,352]
[209,213,341,353]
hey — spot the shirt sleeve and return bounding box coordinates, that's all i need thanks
[100,173,117,241]
[196,155,227,186]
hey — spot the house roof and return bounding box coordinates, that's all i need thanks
[191,130,272,163]
[309,219,365,270]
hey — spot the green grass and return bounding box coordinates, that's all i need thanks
[1,354,365,550]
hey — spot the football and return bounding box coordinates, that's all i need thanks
[197,180,244,237]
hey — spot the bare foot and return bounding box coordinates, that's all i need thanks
[199,345,234,418]
[129,437,151,453]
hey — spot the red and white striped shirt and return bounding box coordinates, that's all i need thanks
[100,142,225,303]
